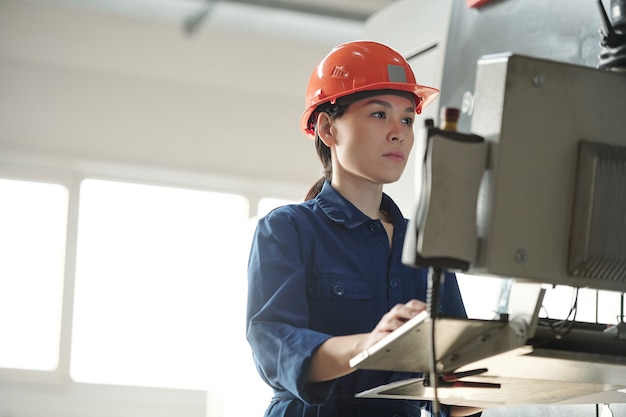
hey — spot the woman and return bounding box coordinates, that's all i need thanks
[246,41,481,417]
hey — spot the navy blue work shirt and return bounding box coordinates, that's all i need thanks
[246,181,468,417]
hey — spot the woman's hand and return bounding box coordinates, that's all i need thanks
[308,299,427,382]
[361,299,427,350]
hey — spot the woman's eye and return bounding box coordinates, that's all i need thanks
[403,117,414,126]
[372,111,385,118]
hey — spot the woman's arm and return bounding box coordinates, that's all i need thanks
[308,299,427,382]
[307,298,484,416]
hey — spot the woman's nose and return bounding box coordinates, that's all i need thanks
[388,122,405,142]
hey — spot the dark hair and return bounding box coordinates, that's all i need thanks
[303,89,416,201]
[304,103,347,201]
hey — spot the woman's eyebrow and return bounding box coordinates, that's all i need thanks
[364,99,414,113]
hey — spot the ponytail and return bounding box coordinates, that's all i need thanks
[305,177,325,201]
[304,133,333,201]
[304,103,349,201]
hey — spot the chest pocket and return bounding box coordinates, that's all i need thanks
[306,275,373,335]
[307,276,371,300]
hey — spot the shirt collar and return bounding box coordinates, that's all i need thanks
[314,181,406,228]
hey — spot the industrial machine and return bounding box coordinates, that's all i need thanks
[350,53,626,409]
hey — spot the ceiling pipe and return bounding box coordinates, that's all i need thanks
[183,0,218,35]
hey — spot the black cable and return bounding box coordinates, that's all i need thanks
[549,287,579,339]
[537,287,580,340]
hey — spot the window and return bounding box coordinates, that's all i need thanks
[5,171,621,417]
[71,179,250,391]
[0,179,68,371]
[457,274,511,320]
[541,286,623,325]
[257,197,296,218]
[458,273,624,326]
[0,171,298,417]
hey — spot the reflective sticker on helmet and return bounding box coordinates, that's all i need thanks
[387,64,407,83]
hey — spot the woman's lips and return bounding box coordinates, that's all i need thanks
[383,151,405,162]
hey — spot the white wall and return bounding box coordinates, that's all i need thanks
[0,0,454,208]
[0,0,363,198]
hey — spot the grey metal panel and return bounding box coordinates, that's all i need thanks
[481,404,597,417]
[351,281,626,408]
[350,315,523,373]
[569,141,626,281]
[440,0,608,133]
[468,54,626,291]
[355,342,626,408]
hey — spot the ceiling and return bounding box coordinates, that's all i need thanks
[220,0,398,21]
[28,0,398,39]
[179,0,398,36]
[29,0,398,24]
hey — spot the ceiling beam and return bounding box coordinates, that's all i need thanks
[222,0,389,21]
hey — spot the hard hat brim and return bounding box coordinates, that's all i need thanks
[300,83,440,137]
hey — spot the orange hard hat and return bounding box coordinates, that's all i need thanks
[300,40,440,137]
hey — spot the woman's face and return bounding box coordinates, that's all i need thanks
[323,93,415,186]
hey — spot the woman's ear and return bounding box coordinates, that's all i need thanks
[316,112,336,147]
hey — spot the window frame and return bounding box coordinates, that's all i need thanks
[0,153,300,417]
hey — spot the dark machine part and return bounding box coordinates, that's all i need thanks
[597,0,626,70]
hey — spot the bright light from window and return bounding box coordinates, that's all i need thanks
[458,274,623,325]
[541,286,623,324]
[257,197,296,218]
[456,274,512,320]
[71,179,249,391]
[0,178,68,371]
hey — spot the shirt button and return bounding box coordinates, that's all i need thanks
[369,222,381,232]
[389,279,399,289]
[333,284,345,296]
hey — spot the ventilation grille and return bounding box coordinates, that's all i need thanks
[569,141,626,284]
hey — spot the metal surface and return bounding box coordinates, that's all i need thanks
[351,280,626,407]
[569,141,626,281]
[439,0,608,134]
[468,54,626,291]
[355,338,626,408]
[350,314,522,373]
[405,129,488,269]
[350,283,545,373]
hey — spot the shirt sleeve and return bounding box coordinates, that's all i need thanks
[246,207,335,404]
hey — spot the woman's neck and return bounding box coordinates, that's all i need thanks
[331,177,384,219]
